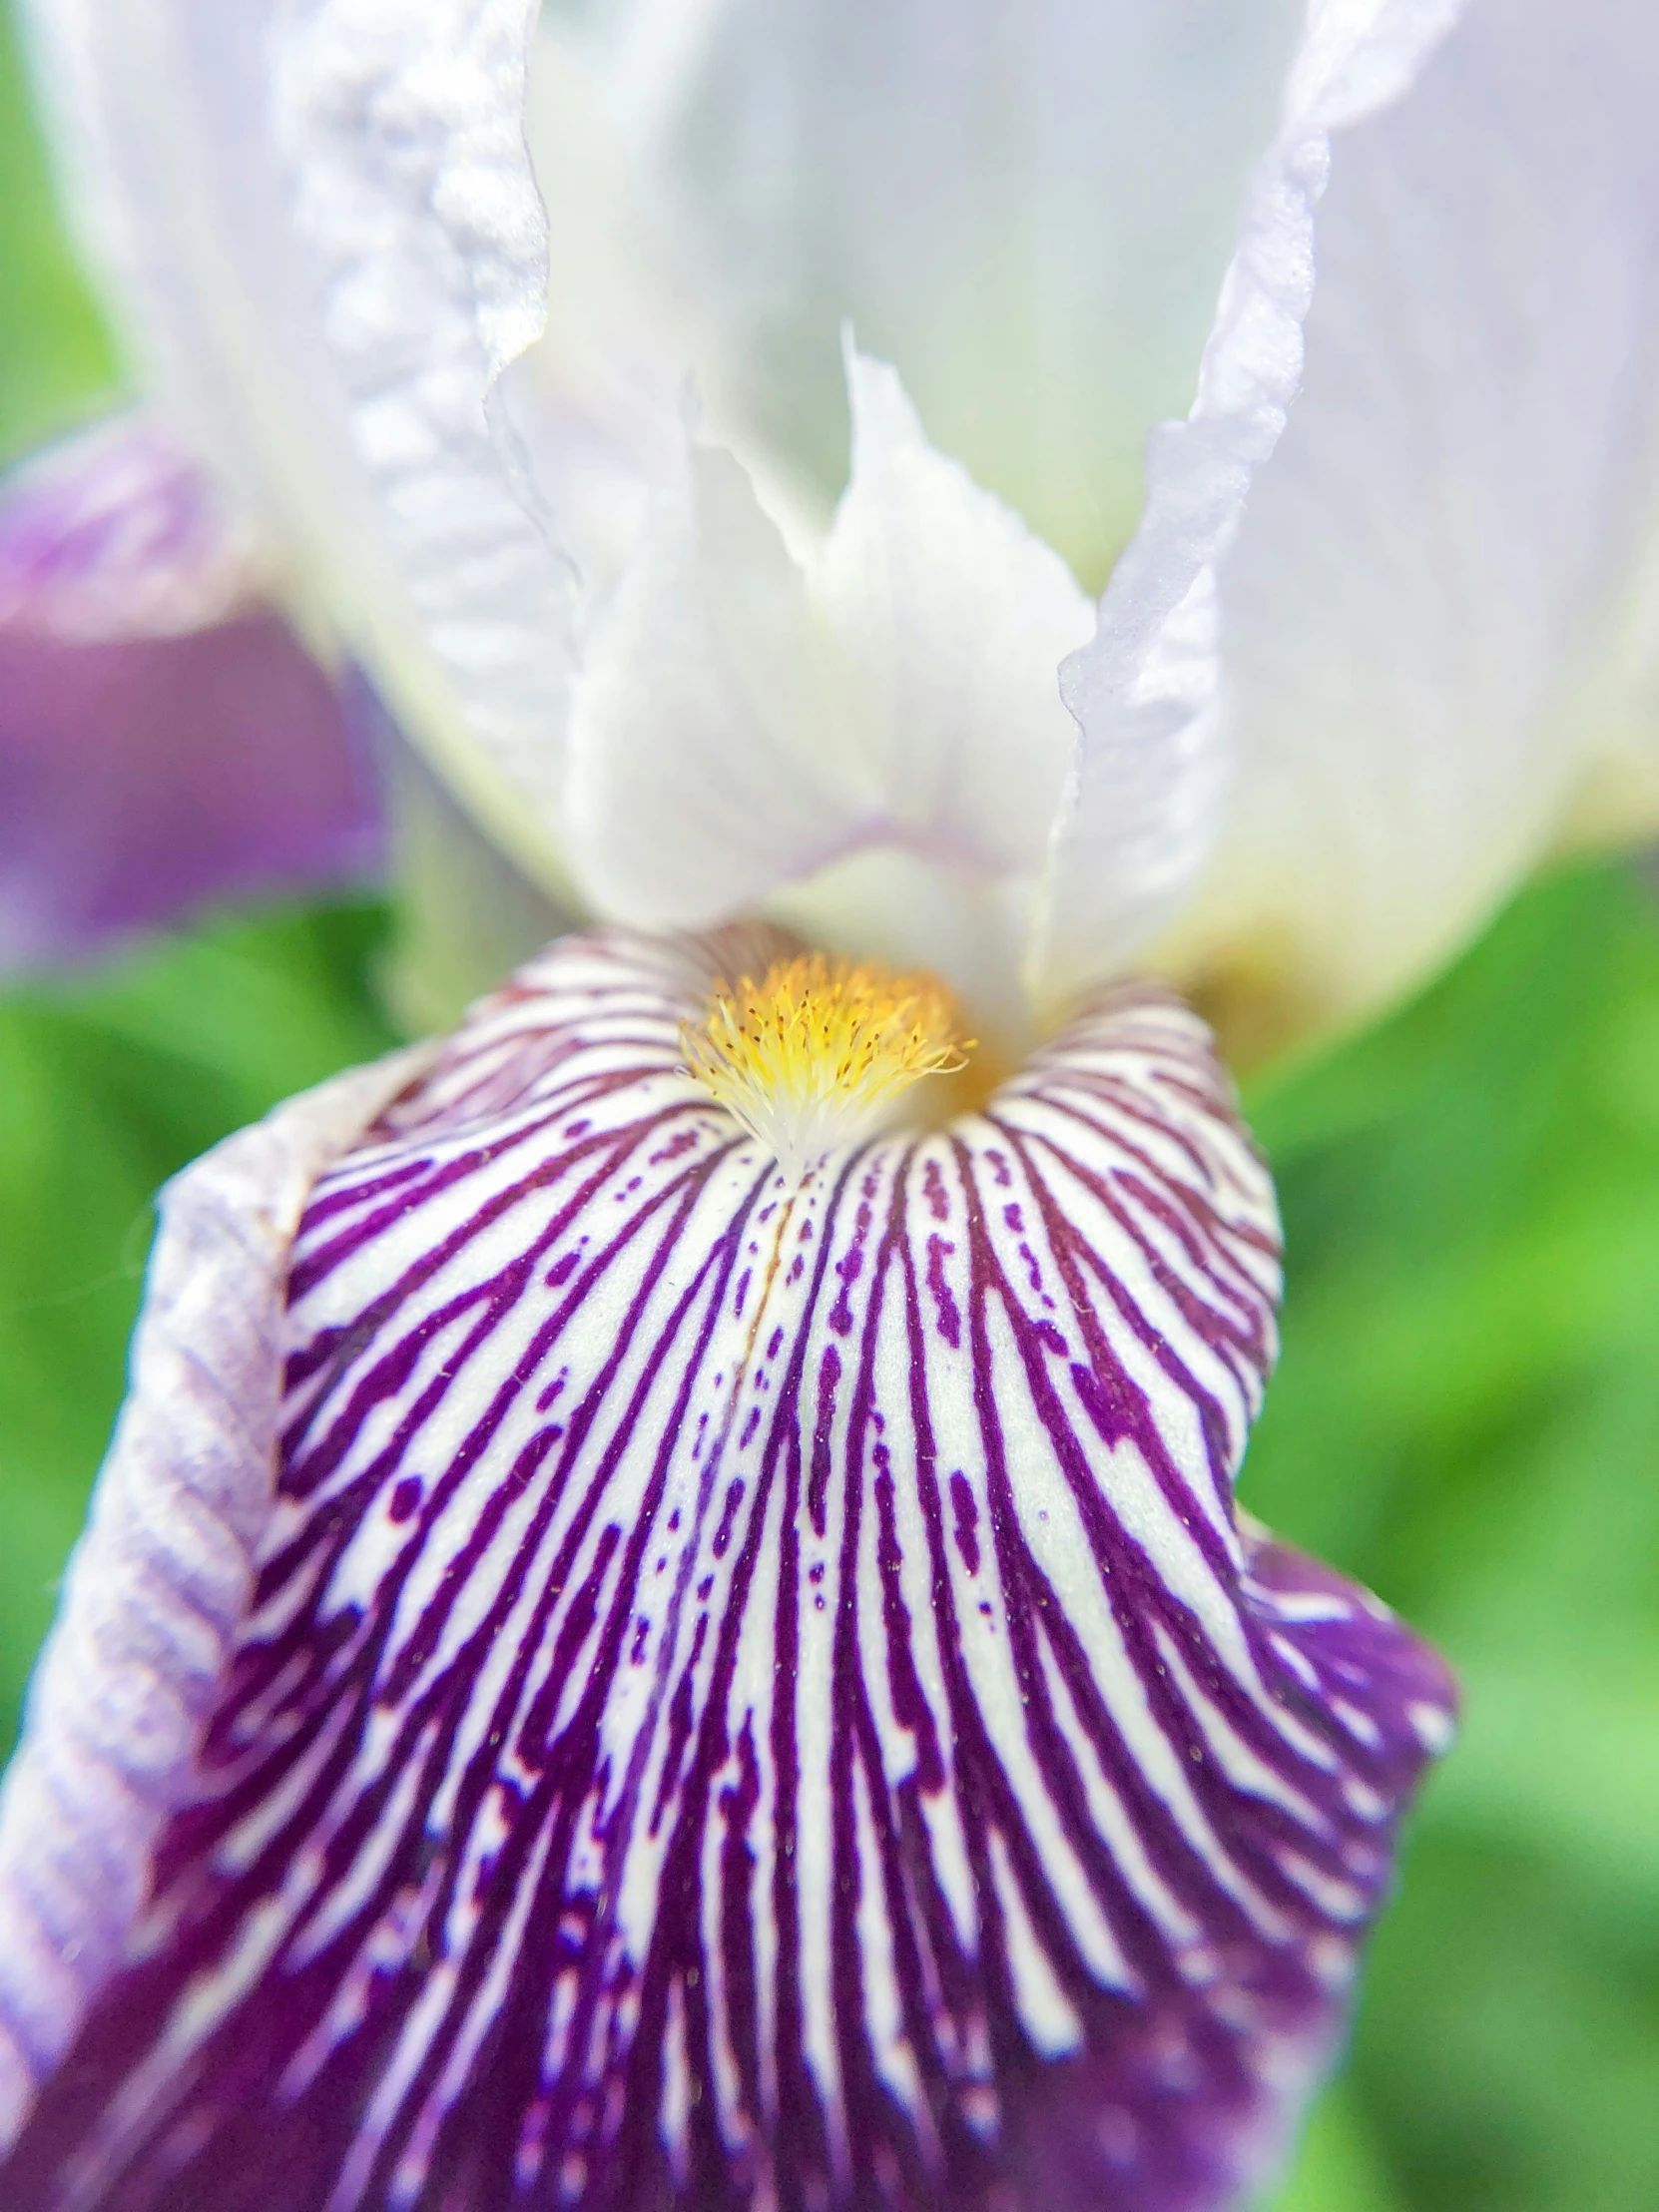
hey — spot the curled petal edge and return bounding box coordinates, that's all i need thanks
[0,1044,435,2149]
[1032,0,1465,1010]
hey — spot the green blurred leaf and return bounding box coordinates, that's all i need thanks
[1252,861,1659,2212]
[0,903,400,1755]
[1260,2083,1405,2212]
[0,0,121,462]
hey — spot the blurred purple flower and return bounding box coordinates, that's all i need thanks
[0,415,384,967]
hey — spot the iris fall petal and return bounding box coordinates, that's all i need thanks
[0,1043,431,2150]
[0,931,1452,2212]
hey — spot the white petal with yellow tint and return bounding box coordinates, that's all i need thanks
[1158,0,1659,1048]
[1034,0,1465,1015]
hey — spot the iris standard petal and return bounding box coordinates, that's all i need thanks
[1035,0,1465,1015]
[24,0,1489,1050]
[526,0,1307,591]
[0,415,384,964]
[0,930,1452,2212]
[1156,0,1659,1053]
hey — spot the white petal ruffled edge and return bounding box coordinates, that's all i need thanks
[1031,0,1465,1013]
[18,0,579,900]
[0,1045,432,2152]
[1152,0,1659,1053]
[271,0,578,830]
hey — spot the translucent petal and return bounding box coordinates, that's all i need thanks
[1034,0,1465,1015]
[525,0,1307,592]
[1156,0,1659,1052]
[563,352,1093,1039]
[0,931,1453,2211]
[562,440,854,928]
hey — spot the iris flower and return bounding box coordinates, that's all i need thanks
[1,1,1656,2207]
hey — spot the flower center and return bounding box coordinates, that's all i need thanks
[684,951,972,1180]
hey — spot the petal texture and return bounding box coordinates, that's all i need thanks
[1161,0,1659,1048]
[1034,0,1464,1012]
[0,417,385,964]
[20,0,575,889]
[0,1044,431,2150]
[0,931,1453,2211]
[273,0,574,830]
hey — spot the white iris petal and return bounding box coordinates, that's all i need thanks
[22,0,1617,1049]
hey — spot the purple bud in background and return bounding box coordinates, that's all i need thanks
[0,412,384,967]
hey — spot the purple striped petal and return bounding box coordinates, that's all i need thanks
[0,416,384,964]
[0,929,1454,2212]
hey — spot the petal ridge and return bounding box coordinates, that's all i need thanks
[0,1045,430,2152]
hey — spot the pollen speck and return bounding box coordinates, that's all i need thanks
[684,951,972,1181]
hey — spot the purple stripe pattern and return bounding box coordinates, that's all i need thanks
[1,928,1454,2212]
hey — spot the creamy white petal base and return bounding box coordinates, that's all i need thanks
[563,352,1094,1039]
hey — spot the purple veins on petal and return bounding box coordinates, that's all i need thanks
[0,926,1455,2212]
[0,413,383,966]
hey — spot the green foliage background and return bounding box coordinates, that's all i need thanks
[2,11,1655,2207]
